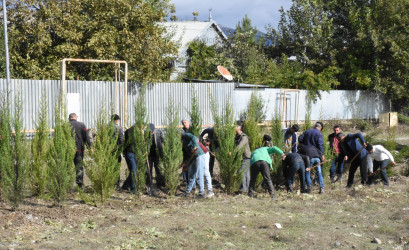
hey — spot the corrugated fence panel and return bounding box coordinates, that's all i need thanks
[0,78,388,132]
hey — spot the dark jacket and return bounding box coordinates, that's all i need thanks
[282,153,310,170]
[113,123,124,146]
[199,127,219,150]
[298,128,324,155]
[69,120,92,151]
[123,126,135,154]
[328,132,336,150]
[339,133,368,161]
[150,129,164,159]
[182,133,204,159]
[298,144,322,160]
[284,128,297,153]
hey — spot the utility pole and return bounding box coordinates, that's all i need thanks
[2,0,11,90]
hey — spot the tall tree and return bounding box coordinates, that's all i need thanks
[5,0,177,82]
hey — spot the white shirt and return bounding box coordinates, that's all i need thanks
[367,145,394,172]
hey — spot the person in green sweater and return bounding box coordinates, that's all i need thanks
[248,146,286,200]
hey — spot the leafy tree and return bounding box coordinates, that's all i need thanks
[6,0,177,82]
[185,40,219,80]
[133,85,151,196]
[211,94,242,194]
[186,84,202,137]
[47,94,77,206]
[270,109,285,186]
[1,90,29,210]
[82,104,120,202]
[30,88,50,196]
[161,97,183,196]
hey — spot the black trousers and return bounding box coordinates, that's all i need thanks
[347,154,368,186]
[249,160,276,197]
[74,151,84,186]
[283,160,306,192]
[147,156,165,187]
[209,153,215,177]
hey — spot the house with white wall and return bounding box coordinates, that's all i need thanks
[161,15,228,80]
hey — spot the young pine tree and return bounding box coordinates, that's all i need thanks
[133,85,151,196]
[161,97,183,196]
[187,84,202,137]
[211,96,242,194]
[82,105,120,202]
[0,92,12,199]
[270,110,285,186]
[31,88,49,196]
[243,91,265,151]
[47,94,76,206]
[1,91,29,210]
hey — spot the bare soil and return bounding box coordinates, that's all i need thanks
[1,167,409,249]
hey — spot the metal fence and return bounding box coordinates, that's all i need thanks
[0,78,388,131]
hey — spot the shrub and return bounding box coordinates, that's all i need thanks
[211,95,242,194]
[82,105,120,202]
[243,91,264,151]
[187,84,202,137]
[47,94,76,206]
[270,110,285,186]
[133,85,151,196]
[30,88,49,196]
[1,90,29,210]
[161,97,183,196]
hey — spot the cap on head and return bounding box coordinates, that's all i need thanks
[263,134,272,142]
[111,114,120,121]
[366,143,373,152]
[181,118,189,124]
[292,124,300,132]
[69,113,77,120]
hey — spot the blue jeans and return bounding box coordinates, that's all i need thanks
[124,152,137,192]
[330,155,344,178]
[186,154,205,195]
[306,157,324,188]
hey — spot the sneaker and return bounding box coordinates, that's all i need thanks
[271,193,277,200]
[330,177,335,183]
[195,194,205,199]
[319,188,324,194]
[288,186,293,193]
[306,187,311,193]
[248,192,254,198]
[346,184,352,188]
[206,191,215,198]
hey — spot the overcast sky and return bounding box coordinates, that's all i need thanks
[171,0,293,32]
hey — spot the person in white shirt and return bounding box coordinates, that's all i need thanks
[366,144,396,186]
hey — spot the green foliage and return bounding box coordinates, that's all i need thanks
[30,88,49,196]
[211,95,242,194]
[398,113,409,125]
[186,84,202,137]
[185,41,219,80]
[1,91,29,210]
[47,94,76,206]
[384,127,397,152]
[82,105,120,202]
[0,92,12,199]
[161,98,183,196]
[6,0,177,82]
[133,85,151,196]
[270,110,284,185]
[243,92,265,151]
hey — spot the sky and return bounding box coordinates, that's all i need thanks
[170,0,293,33]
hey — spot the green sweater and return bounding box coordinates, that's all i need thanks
[250,146,284,170]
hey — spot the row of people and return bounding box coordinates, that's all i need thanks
[69,113,395,198]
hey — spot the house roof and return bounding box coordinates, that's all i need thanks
[161,21,227,55]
